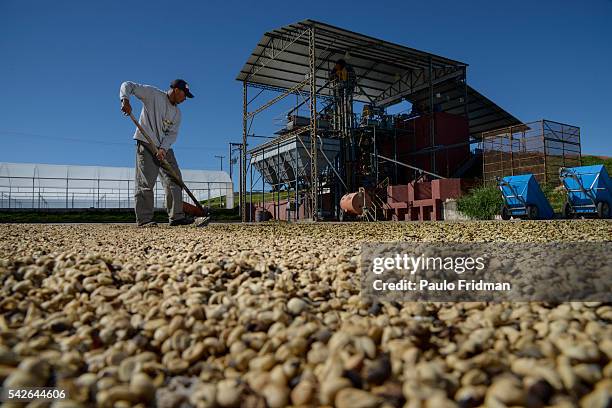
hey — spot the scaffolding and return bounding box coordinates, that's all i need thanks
[237,20,521,221]
[482,120,581,186]
[0,162,234,210]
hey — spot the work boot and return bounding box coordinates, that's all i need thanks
[194,216,211,227]
[169,216,195,226]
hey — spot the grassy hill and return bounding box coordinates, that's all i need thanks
[581,155,612,175]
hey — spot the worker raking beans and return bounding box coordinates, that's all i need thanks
[119,79,196,227]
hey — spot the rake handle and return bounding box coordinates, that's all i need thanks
[128,113,205,214]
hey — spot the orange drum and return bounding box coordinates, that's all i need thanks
[340,190,371,215]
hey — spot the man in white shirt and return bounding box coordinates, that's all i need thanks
[119,79,195,226]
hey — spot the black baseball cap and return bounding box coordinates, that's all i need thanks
[170,79,194,98]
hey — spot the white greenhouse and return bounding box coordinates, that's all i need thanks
[0,162,234,210]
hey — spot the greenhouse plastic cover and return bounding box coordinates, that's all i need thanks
[0,162,234,209]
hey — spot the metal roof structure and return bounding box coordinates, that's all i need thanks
[410,84,521,135]
[235,19,524,221]
[237,19,520,136]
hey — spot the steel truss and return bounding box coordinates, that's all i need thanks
[374,66,465,108]
[309,26,318,219]
[241,24,322,221]
[238,21,477,222]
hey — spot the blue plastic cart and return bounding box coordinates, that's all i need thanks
[497,174,554,220]
[559,165,612,219]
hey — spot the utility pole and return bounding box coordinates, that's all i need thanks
[228,142,242,181]
[214,155,225,171]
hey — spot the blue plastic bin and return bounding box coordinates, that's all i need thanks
[559,165,612,218]
[498,174,554,220]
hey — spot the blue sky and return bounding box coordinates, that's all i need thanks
[1,0,611,177]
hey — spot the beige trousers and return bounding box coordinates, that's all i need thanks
[134,142,185,223]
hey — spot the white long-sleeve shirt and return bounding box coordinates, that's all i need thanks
[119,81,182,150]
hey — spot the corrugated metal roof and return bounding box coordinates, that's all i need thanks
[409,84,521,136]
[237,19,520,136]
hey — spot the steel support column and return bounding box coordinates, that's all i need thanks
[463,67,468,120]
[428,57,436,174]
[229,143,232,181]
[276,141,280,220]
[578,128,582,166]
[262,147,265,218]
[541,120,547,185]
[241,81,248,222]
[294,145,299,221]
[374,126,378,186]
[249,157,253,221]
[309,26,318,220]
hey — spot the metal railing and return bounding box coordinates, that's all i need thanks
[482,119,581,186]
[0,175,233,210]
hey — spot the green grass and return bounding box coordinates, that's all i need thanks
[457,184,571,219]
[0,207,240,223]
[0,210,166,224]
[541,185,566,213]
[200,195,228,208]
[208,207,240,221]
[457,186,503,220]
[581,155,612,175]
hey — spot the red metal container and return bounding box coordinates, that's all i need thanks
[340,191,372,215]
